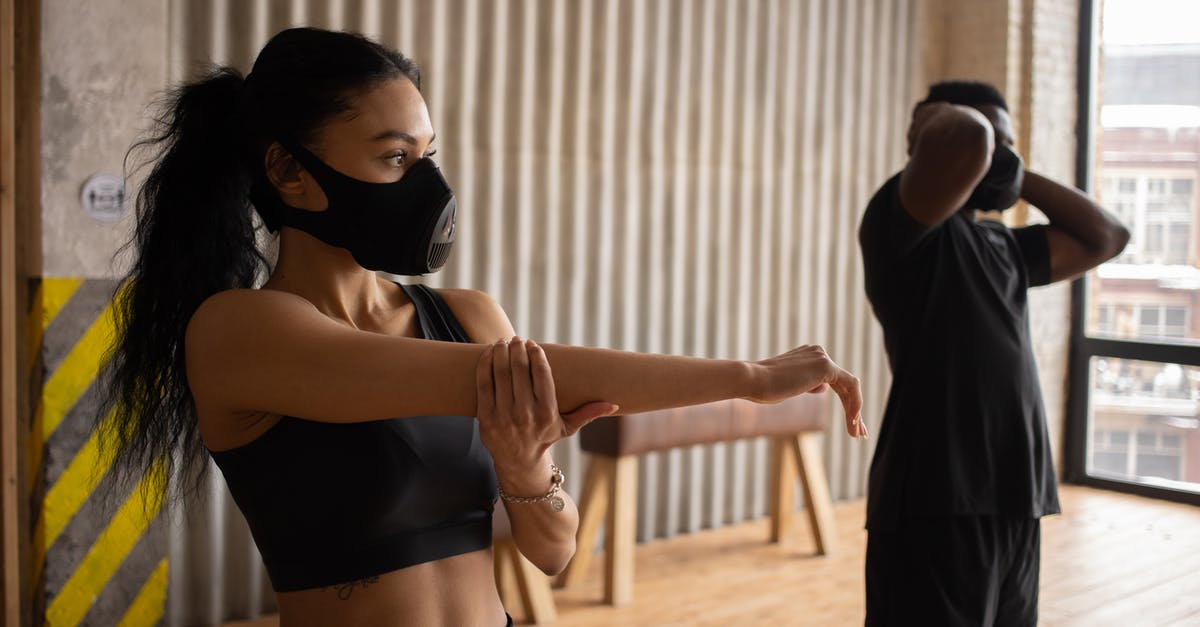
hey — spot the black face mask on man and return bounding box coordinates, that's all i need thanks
[250,141,456,276]
[965,144,1024,211]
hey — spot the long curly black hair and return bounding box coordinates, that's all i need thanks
[100,27,421,501]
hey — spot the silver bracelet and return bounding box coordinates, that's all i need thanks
[498,464,566,512]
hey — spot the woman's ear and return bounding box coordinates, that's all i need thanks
[264,142,311,205]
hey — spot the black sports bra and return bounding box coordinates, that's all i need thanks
[208,284,499,592]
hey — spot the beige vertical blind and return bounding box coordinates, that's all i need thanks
[162,1,916,622]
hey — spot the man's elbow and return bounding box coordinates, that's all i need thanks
[1102,222,1132,261]
[1082,222,1130,267]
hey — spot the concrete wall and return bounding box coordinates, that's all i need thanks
[40,0,166,279]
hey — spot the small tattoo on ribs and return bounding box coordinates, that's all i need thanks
[322,575,381,600]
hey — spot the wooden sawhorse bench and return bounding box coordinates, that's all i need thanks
[557,392,836,606]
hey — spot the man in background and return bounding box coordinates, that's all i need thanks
[858,81,1130,625]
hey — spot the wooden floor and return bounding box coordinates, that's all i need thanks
[227,485,1200,626]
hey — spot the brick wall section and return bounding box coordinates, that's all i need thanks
[1025,0,1082,477]
[921,0,1014,92]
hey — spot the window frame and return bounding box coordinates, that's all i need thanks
[1065,0,1200,505]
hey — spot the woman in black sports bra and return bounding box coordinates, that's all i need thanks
[100,27,867,627]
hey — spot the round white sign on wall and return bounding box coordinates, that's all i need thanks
[81,174,128,224]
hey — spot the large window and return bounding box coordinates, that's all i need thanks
[1070,0,1200,503]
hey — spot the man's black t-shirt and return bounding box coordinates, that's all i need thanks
[859,173,1061,531]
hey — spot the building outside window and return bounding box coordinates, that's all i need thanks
[1074,0,1200,501]
[1102,172,1195,265]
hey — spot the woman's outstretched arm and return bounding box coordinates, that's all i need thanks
[186,288,863,432]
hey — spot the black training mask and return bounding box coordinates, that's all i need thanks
[251,141,456,276]
[965,144,1024,212]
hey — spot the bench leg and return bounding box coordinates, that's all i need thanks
[494,539,558,624]
[794,432,836,555]
[557,454,612,589]
[769,436,798,543]
[604,455,638,606]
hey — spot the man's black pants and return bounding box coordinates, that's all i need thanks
[865,515,1041,626]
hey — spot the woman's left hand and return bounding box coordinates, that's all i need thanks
[476,337,617,477]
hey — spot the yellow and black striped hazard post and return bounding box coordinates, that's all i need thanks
[30,278,168,627]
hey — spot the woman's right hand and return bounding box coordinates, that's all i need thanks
[749,345,866,439]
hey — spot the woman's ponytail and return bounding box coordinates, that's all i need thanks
[100,67,267,500]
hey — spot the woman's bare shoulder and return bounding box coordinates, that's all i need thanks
[433,288,515,342]
[188,288,317,337]
[184,287,333,383]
